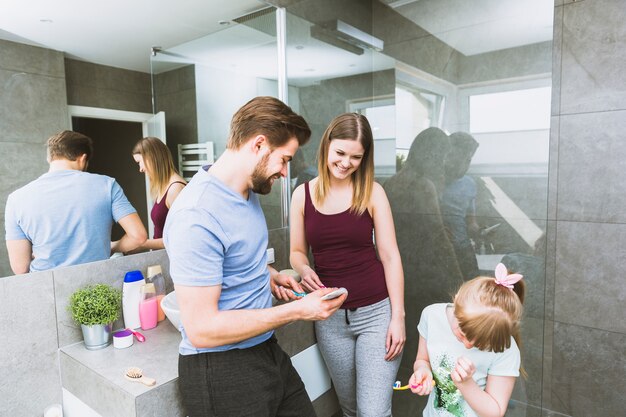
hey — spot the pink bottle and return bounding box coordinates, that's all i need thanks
[139,283,158,330]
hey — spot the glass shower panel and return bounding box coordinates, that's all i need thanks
[283,9,395,194]
[150,4,284,230]
[284,0,552,416]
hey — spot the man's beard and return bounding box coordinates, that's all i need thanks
[251,154,278,195]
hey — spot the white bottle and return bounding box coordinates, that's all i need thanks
[122,270,145,330]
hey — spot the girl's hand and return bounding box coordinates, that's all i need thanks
[384,316,405,361]
[299,265,324,292]
[409,367,434,396]
[451,356,476,385]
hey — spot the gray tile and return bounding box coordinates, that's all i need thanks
[544,220,557,321]
[54,250,172,347]
[457,42,552,86]
[560,0,626,114]
[136,380,185,416]
[511,317,545,407]
[269,227,290,271]
[551,5,562,116]
[0,39,65,76]
[312,386,341,417]
[550,322,626,417]
[541,320,555,412]
[0,69,69,143]
[547,117,559,220]
[0,270,62,416]
[60,321,181,416]
[556,110,626,222]
[0,142,47,197]
[274,320,316,357]
[60,351,137,417]
[555,221,626,333]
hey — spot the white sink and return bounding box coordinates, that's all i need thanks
[160,291,181,331]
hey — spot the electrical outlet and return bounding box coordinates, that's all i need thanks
[266,248,275,264]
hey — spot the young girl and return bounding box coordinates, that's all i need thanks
[410,263,524,417]
[131,137,186,251]
[289,113,405,417]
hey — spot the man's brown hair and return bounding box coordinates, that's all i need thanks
[47,130,94,162]
[227,96,311,150]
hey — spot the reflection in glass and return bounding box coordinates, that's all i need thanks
[283,0,552,414]
[150,3,285,229]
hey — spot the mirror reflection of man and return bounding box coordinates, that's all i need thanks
[4,130,147,274]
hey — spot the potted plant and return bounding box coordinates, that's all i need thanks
[68,284,122,350]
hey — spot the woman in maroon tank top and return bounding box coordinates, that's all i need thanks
[131,137,186,251]
[289,113,405,417]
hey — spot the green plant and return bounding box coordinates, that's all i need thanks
[68,284,122,326]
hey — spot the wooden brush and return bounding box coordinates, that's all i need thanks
[124,367,156,386]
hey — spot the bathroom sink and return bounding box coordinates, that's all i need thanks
[160,291,181,331]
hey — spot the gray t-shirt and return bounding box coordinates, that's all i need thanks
[418,303,520,417]
[164,167,272,355]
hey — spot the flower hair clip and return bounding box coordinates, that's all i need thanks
[494,263,523,289]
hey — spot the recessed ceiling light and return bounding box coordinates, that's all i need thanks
[304,68,315,72]
[39,19,53,23]
[218,20,231,26]
[349,64,357,67]
[295,45,304,50]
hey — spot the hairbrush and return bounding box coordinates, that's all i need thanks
[124,367,156,386]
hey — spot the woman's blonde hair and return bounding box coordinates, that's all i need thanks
[132,137,178,200]
[453,275,525,354]
[315,113,374,215]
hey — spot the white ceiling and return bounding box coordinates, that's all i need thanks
[0,0,265,73]
[0,0,552,80]
[388,0,554,56]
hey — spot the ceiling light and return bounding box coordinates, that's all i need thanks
[39,19,53,23]
[218,20,231,26]
[310,20,383,56]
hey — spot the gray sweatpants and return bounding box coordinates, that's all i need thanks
[315,298,402,417]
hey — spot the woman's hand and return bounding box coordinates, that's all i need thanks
[451,356,476,385]
[409,366,434,396]
[384,316,405,361]
[299,265,324,292]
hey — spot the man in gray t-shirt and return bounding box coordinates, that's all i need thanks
[164,97,346,416]
[4,130,147,274]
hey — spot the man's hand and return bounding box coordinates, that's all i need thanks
[271,271,307,301]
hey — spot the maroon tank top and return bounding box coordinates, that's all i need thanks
[304,182,388,309]
[151,181,186,239]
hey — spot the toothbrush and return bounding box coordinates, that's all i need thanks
[393,380,435,391]
[126,328,146,342]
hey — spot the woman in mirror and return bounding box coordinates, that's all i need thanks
[130,137,186,251]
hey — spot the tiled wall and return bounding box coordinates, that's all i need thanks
[545,0,626,416]
[65,58,152,113]
[0,40,69,277]
[152,64,198,164]
[0,250,170,416]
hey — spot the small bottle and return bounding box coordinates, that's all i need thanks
[146,265,166,322]
[139,283,158,330]
[122,270,145,330]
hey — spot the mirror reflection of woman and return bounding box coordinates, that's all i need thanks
[289,113,405,417]
[132,137,186,251]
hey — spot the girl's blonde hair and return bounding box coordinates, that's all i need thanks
[132,137,178,200]
[453,275,525,353]
[315,113,374,215]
